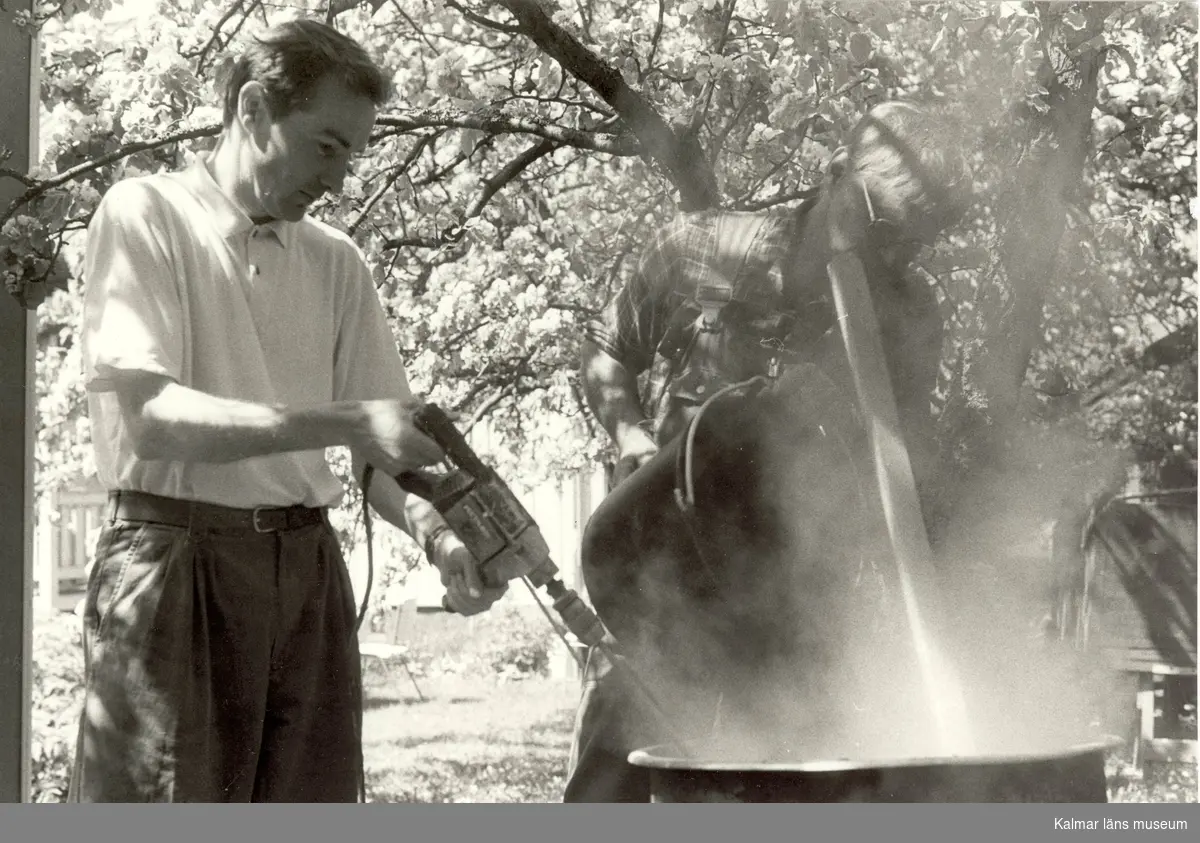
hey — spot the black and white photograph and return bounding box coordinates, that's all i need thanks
[0,0,1195,818]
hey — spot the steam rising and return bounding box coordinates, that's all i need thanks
[615,381,1126,768]
[608,56,1134,769]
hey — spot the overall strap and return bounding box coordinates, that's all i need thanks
[652,212,785,416]
[692,212,777,331]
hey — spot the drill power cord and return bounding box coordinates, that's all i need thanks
[519,576,587,672]
[358,463,376,635]
[351,462,376,804]
[671,376,770,595]
[676,375,771,511]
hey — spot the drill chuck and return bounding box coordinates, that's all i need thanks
[549,585,607,648]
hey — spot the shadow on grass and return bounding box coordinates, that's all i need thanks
[365,752,569,803]
[372,732,466,751]
[363,695,430,711]
[366,727,570,754]
[361,693,484,711]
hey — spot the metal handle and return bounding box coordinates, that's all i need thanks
[410,403,490,476]
[395,468,442,501]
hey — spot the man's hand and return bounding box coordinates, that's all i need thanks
[581,340,661,487]
[429,530,508,616]
[613,425,659,487]
[351,399,445,475]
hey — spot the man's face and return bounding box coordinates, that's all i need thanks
[824,169,924,270]
[240,75,377,223]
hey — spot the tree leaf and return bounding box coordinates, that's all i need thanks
[765,0,791,26]
[833,62,851,89]
[795,66,814,93]
[459,129,483,159]
[849,32,874,64]
[963,15,991,36]
[930,27,947,55]
[1063,10,1088,31]
[1107,43,1138,78]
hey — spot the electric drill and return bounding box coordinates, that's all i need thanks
[393,404,696,752]
[393,403,606,648]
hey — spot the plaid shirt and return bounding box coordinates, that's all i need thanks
[584,204,827,440]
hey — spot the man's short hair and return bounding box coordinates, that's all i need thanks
[221,19,392,126]
[845,101,973,238]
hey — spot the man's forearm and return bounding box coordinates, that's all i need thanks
[580,340,652,450]
[124,378,364,463]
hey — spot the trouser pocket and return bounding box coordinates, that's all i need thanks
[72,519,193,802]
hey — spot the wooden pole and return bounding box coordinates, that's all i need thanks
[0,0,37,804]
[827,252,976,756]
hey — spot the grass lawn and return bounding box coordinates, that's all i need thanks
[360,665,581,803]
[29,611,1196,803]
[356,660,1197,805]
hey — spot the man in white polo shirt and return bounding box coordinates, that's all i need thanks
[69,19,505,803]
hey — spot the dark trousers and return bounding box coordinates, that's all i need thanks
[67,491,363,803]
[564,647,653,803]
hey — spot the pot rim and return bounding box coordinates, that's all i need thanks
[627,735,1124,772]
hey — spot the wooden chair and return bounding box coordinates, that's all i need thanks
[359,598,426,701]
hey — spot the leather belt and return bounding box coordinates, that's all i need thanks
[107,490,327,534]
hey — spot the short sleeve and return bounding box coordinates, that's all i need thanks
[332,245,415,403]
[583,223,677,375]
[81,179,184,392]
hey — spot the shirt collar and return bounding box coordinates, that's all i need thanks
[183,152,294,249]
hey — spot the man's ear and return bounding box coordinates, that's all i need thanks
[237,81,271,138]
[826,147,850,181]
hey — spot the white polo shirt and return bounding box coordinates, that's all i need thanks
[82,153,414,508]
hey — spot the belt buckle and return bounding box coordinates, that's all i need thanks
[252,507,276,533]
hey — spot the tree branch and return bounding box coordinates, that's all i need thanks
[347,134,436,236]
[495,0,720,210]
[462,385,515,434]
[444,0,521,35]
[0,125,220,229]
[373,111,637,154]
[467,137,558,218]
[382,137,558,251]
[728,186,820,212]
[2,104,637,229]
[968,6,1120,423]
[686,0,738,139]
[646,0,667,70]
[189,0,256,74]
[0,166,39,188]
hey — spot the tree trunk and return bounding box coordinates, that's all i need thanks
[932,5,1116,542]
[975,6,1112,421]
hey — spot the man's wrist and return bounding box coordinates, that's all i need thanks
[615,421,656,455]
[331,401,370,448]
[423,523,452,560]
[285,400,365,450]
[404,495,446,543]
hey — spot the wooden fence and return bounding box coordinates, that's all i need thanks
[34,483,107,614]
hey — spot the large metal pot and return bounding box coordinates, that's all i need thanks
[628,737,1118,802]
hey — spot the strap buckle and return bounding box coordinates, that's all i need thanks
[695,285,733,331]
[252,507,277,533]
